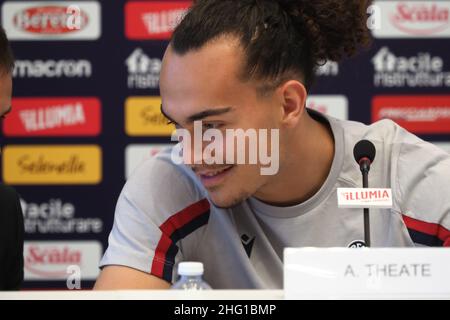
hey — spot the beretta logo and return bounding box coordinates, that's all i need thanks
[1,1,101,40]
[14,5,89,34]
[3,98,101,137]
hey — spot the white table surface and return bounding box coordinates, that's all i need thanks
[0,290,285,300]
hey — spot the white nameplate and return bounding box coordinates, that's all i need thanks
[284,248,450,299]
[337,188,393,208]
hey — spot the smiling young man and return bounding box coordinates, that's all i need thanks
[95,0,450,290]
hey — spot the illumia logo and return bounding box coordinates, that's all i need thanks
[342,190,391,201]
[171,121,280,176]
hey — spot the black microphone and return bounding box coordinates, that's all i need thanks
[354,140,376,176]
[353,140,376,247]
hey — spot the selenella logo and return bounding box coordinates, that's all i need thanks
[372,1,450,38]
[2,145,102,185]
[372,95,450,134]
[125,1,192,40]
[1,1,101,40]
[125,97,175,136]
[3,98,101,137]
[24,241,102,280]
[126,48,162,89]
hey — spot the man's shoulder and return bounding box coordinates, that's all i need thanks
[334,117,405,143]
[0,184,22,229]
[127,146,203,192]
[122,146,208,217]
[0,183,19,206]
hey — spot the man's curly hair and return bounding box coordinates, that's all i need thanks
[172,0,372,90]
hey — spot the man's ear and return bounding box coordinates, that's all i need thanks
[278,80,307,128]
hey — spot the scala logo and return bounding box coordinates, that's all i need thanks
[2,1,101,40]
[125,97,176,136]
[125,1,192,40]
[3,98,101,137]
[391,2,450,36]
[373,1,450,38]
[372,96,450,134]
[24,241,102,280]
[2,145,102,185]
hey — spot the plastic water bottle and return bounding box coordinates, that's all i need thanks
[171,262,212,290]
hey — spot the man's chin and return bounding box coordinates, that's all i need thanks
[207,191,249,209]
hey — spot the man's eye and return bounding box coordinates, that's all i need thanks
[203,123,222,130]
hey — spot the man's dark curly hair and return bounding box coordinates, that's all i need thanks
[171,0,372,91]
[0,27,14,75]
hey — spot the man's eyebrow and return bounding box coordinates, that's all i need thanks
[160,104,179,125]
[187,107,233,123]
[160,104,234,125]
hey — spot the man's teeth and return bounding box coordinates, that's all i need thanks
[202,167,231,177]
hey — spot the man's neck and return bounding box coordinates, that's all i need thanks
[254,112,335,207]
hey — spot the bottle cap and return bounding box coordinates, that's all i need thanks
[177,262,204,276]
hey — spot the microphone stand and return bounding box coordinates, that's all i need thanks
[359,158,371,247]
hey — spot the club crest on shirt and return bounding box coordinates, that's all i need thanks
[348,240,366,248]
[241,234,256,258]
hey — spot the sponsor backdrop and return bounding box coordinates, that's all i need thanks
[0,0,449,288]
